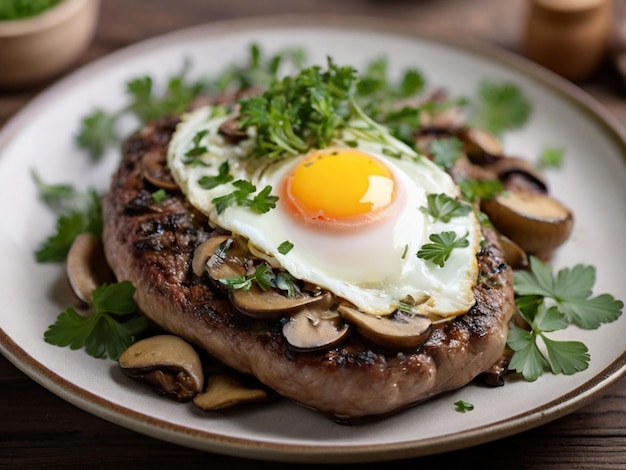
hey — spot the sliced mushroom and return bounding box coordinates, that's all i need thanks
[231,288,332,321]
[497,234,529,270]
[460,127,504,165]
[282,295,350,351]
[193,374,267,410]
[338,304,432,349]
[481,190,574,255]
[486,156,548,193]
[218,117,248,143]
[118,335,204,402]
[142,150,178,191]
[192,235,248,284]
[66,232,115,307]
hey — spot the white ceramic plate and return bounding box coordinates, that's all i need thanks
[1,15,625,464]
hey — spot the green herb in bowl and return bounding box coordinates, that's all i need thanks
[0,0,62,21]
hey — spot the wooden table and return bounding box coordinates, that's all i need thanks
[1,0,625,467]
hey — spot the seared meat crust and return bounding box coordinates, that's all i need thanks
[102,118,516,420]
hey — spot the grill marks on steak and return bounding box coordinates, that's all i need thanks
[102,119,516,421]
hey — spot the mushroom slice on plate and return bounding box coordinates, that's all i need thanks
[338,304,433,349]
[231,288,332,321]
[481,190,574,255]
[66,232,115,307]
[193,374,268,411]
[118,335,204,401]
[486,156,548,192]
[142,150,179,191]
[460,127,504,164]
[282,294,350,351]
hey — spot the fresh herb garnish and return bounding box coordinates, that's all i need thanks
[43,281,149,360]
[185,129,209,157]
[507,257,623,381]
[458,178,504,204]
[429,137,464,169]
[220,263,300,297]
[238,58,357,158]
[421,193,471,223]
[152,189,168,203]
[212,180,278,214]
[537,146,564,171]
[417,231,470,267]
[75,109,119,160]
[0,0,61,21]
[198,161,233,190]
[277,240,294,255]
[32,173,102,263]
[469,81,532,136]
[454,400,474,413]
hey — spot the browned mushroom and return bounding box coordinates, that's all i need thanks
[193,374,267,410]
[481,190,574,255]
[337,304,432,349]
[118,335,204,402]
[142,150,179,191]
[486,156,548,193]
[66,232,116,307]
[231,288,333,321]
[282,294,350,351]
[192,235,249,289]
[459,127,504,165]
[497,234,529,270]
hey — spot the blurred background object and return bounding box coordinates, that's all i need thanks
[523,0,613,82]
[0,0,100,89]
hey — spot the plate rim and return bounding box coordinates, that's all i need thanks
[1,13,625,463]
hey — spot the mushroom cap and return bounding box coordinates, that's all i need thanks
[338,304,433,349]
[118,335,204,401]
[481,190,574,255]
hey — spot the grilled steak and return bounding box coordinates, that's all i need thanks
[102,117,516,421]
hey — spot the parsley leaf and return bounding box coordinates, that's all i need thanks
[421,193,471,223]
[417,231,469,267]
[220,263,300,297]
[514,257,623,329]
[454,400,475,413]
[277,240,294,255]
[44,281,149,360]
[470,81,532,136]
[185,129,209,157]
[458,178,504,204]
[429,137,464,169]
[536,146,564,171]
[212,180,278,215]
[198,161,233,190]
[34,181,103,263]
[507,257,623,381]
[75,109,118,160]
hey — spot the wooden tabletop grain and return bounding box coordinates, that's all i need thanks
[1,0,625,468]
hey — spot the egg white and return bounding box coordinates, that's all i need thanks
[168,105,481,318]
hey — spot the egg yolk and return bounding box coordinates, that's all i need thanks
[283,148,397,228]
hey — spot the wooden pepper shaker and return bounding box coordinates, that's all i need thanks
[523,0,612,81]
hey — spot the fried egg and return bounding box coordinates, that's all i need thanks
[168,105,481,318]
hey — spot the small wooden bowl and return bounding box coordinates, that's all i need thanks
[0,0,100,89]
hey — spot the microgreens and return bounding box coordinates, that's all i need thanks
[43,281,149,360]
[417,231,470,267]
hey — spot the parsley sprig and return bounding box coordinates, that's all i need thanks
[507,257,623,381]
[421,193,472,223]
[32,171,102,263]
[469,81,532,136]
[220,263,300,298]
[44,281,149,360]
[212,180,278,214]
[417,231,470,267]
